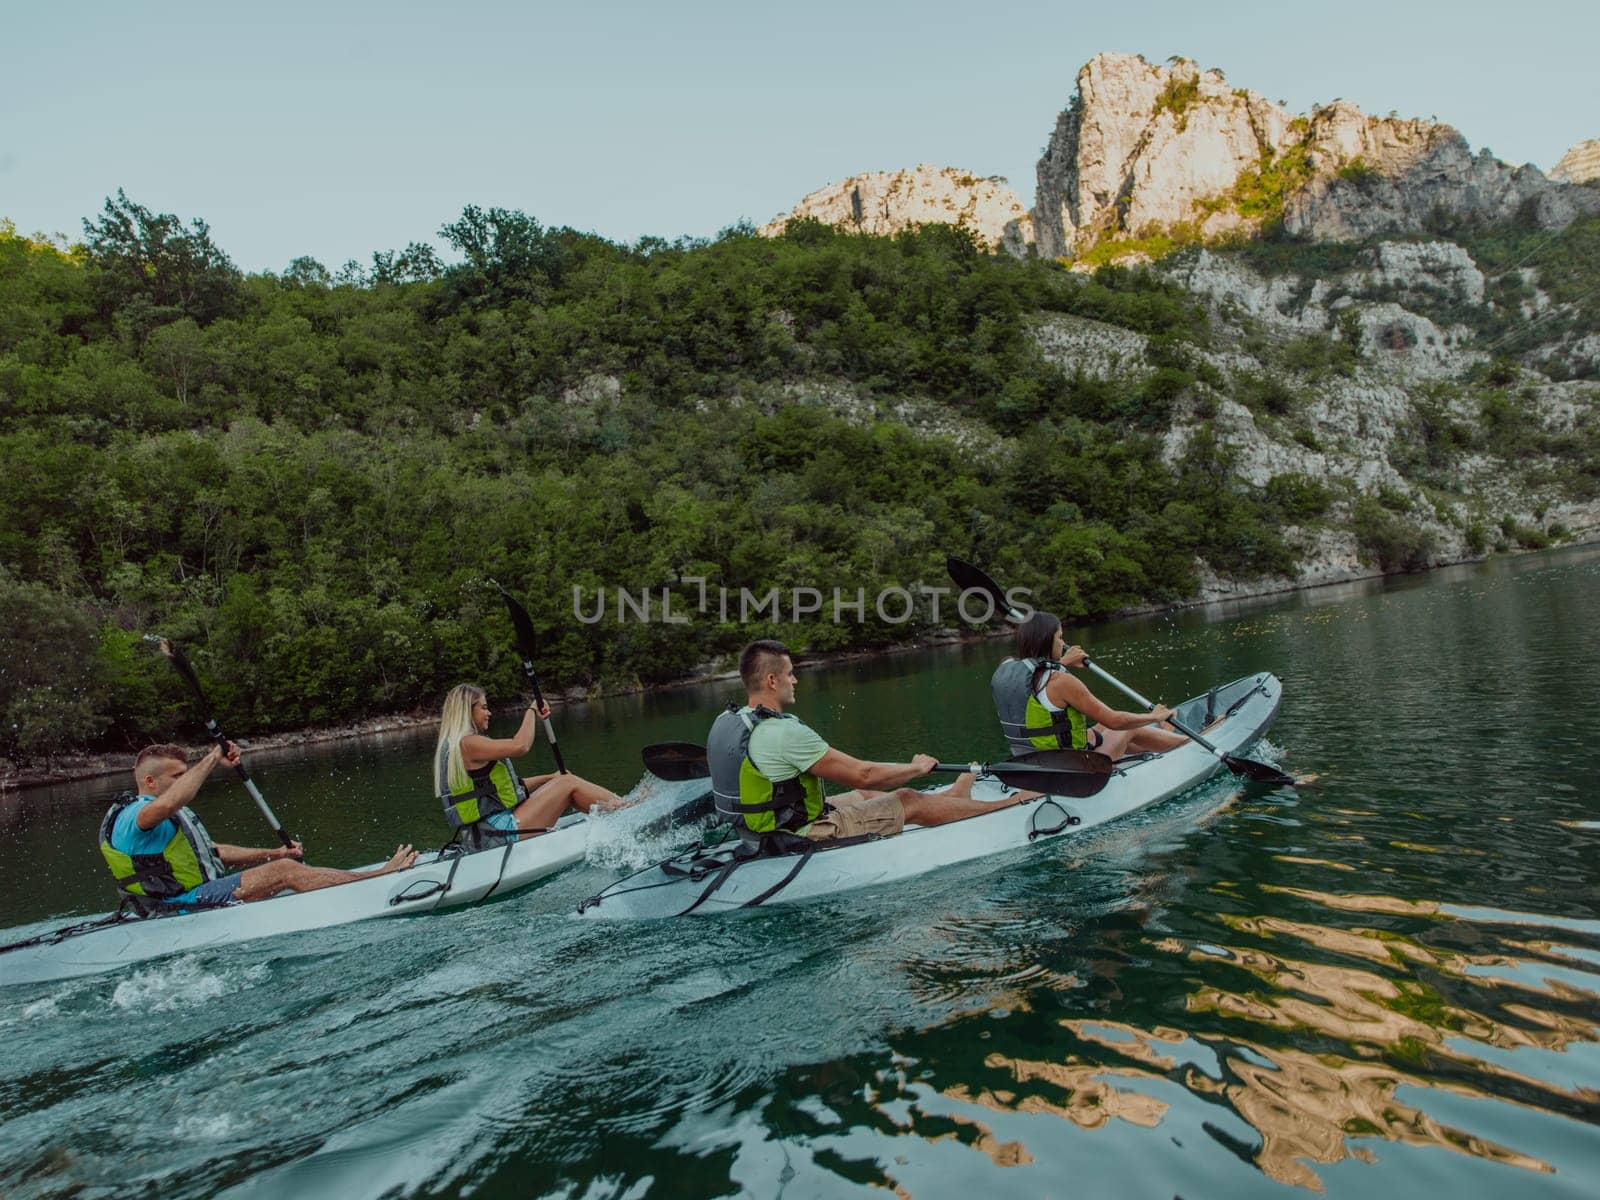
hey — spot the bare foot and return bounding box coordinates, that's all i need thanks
[381,844,417,872]
[942,772,978,800]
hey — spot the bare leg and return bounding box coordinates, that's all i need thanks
[511,772,623,831]
[1094,725,1186,760]
[832,773,1039,810]
[941,771,976,800]
[1093,727,1138,760]
[828,771,979,809]
[233,845,418,903]
[934,772,1042,805]
[897,788,1023,827]
[1127,726,1188,754]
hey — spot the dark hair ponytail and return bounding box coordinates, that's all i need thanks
[1015,611,1063,695]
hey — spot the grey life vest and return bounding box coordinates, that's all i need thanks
[991,658,1089,755]
[708,705,827,850]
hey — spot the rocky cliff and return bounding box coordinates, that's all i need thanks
[758,53,1600,595]
[1552,139,1600,184]
[1034,53,1600,260]
[1034,239,1600,598]
[759,165,1032,251]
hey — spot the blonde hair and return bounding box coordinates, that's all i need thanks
[435,684,486,795]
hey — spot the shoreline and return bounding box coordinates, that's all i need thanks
[6,541,1590,793]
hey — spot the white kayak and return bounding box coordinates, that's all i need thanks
[578,672,1283,919]
[3,812,600,988]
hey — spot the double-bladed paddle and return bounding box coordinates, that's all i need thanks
[639,742,711,781]
[946,556,1295,787]
[147,636,298,849]
[489,579,568,775]
[641,742,1113,798]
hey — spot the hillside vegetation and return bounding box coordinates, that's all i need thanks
[1,198,1305,764]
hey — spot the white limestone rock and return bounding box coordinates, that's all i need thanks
[1031,313,1150,382]
[759,165,1032,251]
[1032,53,1600,261]
[1358,241,1485,306]
[1034,54,1292,258]
[1551,139,1600,184]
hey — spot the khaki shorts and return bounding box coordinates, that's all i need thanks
[803,793,904,841]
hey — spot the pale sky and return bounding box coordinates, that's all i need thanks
[3,0,1595,271]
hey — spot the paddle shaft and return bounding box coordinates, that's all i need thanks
[644,742,1106,793]
[201,720,293,847]
[155,640,295,849]
[518,652,568,775]
[1080,658,1220,754]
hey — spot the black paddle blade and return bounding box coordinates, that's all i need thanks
[982,761,1112,798]
[149,636,207,702]
[489,579,541,660]
[1011,747,1115,776]
[642,742,711,781]
[946,556,1018,622]
[1222,753,1296,787]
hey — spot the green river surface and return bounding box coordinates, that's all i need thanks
[3,546,1599,1198]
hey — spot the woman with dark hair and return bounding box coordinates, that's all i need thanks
[991,611,1186,761]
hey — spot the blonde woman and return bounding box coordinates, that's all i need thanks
[434,684,620,849]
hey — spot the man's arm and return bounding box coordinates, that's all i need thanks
[808,748,938,791]
[214,841,304,869]
[136,743,235,829]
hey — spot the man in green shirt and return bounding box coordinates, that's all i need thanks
[707,639,1026,846]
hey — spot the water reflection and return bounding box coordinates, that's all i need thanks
[833,891,1600,1194]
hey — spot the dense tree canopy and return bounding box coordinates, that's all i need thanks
[0,200,1295,764]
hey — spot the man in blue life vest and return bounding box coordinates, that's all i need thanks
[708,640,1028,850]
[99,742,418,910]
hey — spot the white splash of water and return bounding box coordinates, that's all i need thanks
[20,996,60,1020]
[174,1113,242,1140]
[111,955,244,1012]
[584,775,718,870]
[1250,738,1286,766]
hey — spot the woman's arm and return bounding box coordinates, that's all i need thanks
[1046,671,1172,730]
[460,703,549,769]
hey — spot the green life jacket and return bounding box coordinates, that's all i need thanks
[436,743,528,832]
[991,658,1089,754]
[98,791,227,907]
[707,705,826,849]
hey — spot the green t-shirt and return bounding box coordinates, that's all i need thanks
[745,709,830,781]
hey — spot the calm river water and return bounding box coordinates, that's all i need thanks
[3,547,1599,1198]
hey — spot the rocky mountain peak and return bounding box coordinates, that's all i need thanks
[1551,139,1600,184]
[1033,53,1295,259]
[759,164,1032,251]
[1034,52,1599,261]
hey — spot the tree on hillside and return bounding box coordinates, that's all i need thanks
[82,189,243,340]
[371,242,444,285]
[438,205,575,306]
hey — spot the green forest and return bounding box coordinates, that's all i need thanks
[0,194,1493,764]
